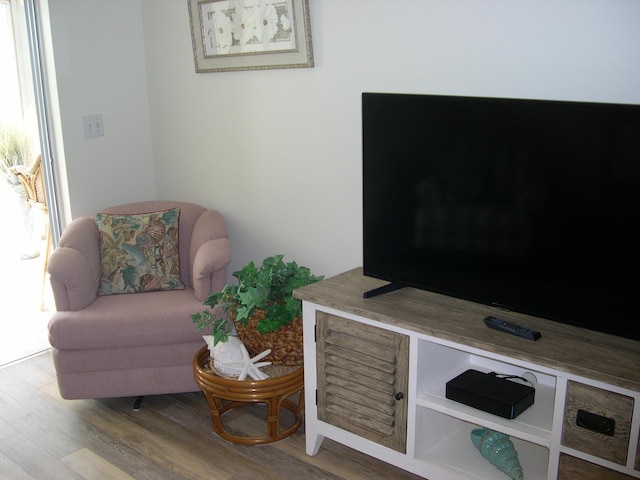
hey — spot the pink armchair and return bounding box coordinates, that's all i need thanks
[47,201,230,402]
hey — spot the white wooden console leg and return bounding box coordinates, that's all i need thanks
[302,302,325,456]
[305,429,325,456]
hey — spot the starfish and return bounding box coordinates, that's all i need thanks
[216,344,272,381]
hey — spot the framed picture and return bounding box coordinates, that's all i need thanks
[187,0,314,73]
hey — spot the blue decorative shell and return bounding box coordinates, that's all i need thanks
[471,428,524,480]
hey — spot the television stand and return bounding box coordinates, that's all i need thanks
[294,268,640,480]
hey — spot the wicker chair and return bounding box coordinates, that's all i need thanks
[10,155,50,310]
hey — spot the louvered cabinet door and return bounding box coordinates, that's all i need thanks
[316,311,409,453]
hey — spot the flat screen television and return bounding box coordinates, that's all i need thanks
[362,92,640,341]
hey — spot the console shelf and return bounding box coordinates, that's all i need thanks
[414,415,550,480]
[415,340,557,447]
[295,268,640,480]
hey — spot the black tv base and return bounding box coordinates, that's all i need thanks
[363,281,405,298]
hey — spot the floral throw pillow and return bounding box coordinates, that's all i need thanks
[97,208,184,295]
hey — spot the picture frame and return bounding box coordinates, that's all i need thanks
[187,0,314,73]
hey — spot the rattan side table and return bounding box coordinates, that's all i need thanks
[193,346,304,445]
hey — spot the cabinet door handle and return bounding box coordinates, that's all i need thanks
[576,409,615,436]
[394,392,405,401]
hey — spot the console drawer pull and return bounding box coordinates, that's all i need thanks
[576,409,615,436]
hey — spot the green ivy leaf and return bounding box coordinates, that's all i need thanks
[192,255,323,337]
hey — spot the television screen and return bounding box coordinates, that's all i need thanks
[362,92,640,341]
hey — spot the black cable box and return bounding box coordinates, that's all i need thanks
[445,369,535,419]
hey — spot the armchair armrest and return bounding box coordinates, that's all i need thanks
[47,216,101,311]
[193,238,231,301]
[190,210,230,301]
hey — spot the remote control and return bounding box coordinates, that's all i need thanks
[484,316,541,341]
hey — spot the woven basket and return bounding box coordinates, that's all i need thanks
[232,308,303,366]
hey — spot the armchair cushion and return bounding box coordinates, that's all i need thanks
[48,289,207,352]
[96,207,184,295]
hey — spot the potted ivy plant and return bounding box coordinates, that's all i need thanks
[192,254,323,366]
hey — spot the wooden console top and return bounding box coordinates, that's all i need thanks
[294,268,640,392]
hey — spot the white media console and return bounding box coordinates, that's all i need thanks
[294,268,640,480]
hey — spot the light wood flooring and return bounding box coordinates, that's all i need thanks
[0,352,423,480]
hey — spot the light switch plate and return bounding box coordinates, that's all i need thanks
[82,113,104,138]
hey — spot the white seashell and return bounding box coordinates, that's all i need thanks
[203,335,244,377]
[203,335,272,380]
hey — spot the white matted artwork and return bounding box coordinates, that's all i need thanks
[187,0,313,73]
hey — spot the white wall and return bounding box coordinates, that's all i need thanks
[140,0,640,278]
[47,0,156,220]
[50,0,640,279]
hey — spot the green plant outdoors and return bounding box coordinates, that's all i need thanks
[0,125,34,187]
[191,254,323,345]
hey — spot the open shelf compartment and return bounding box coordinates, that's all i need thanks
[415,339,557,446]
[414,408,550,480]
